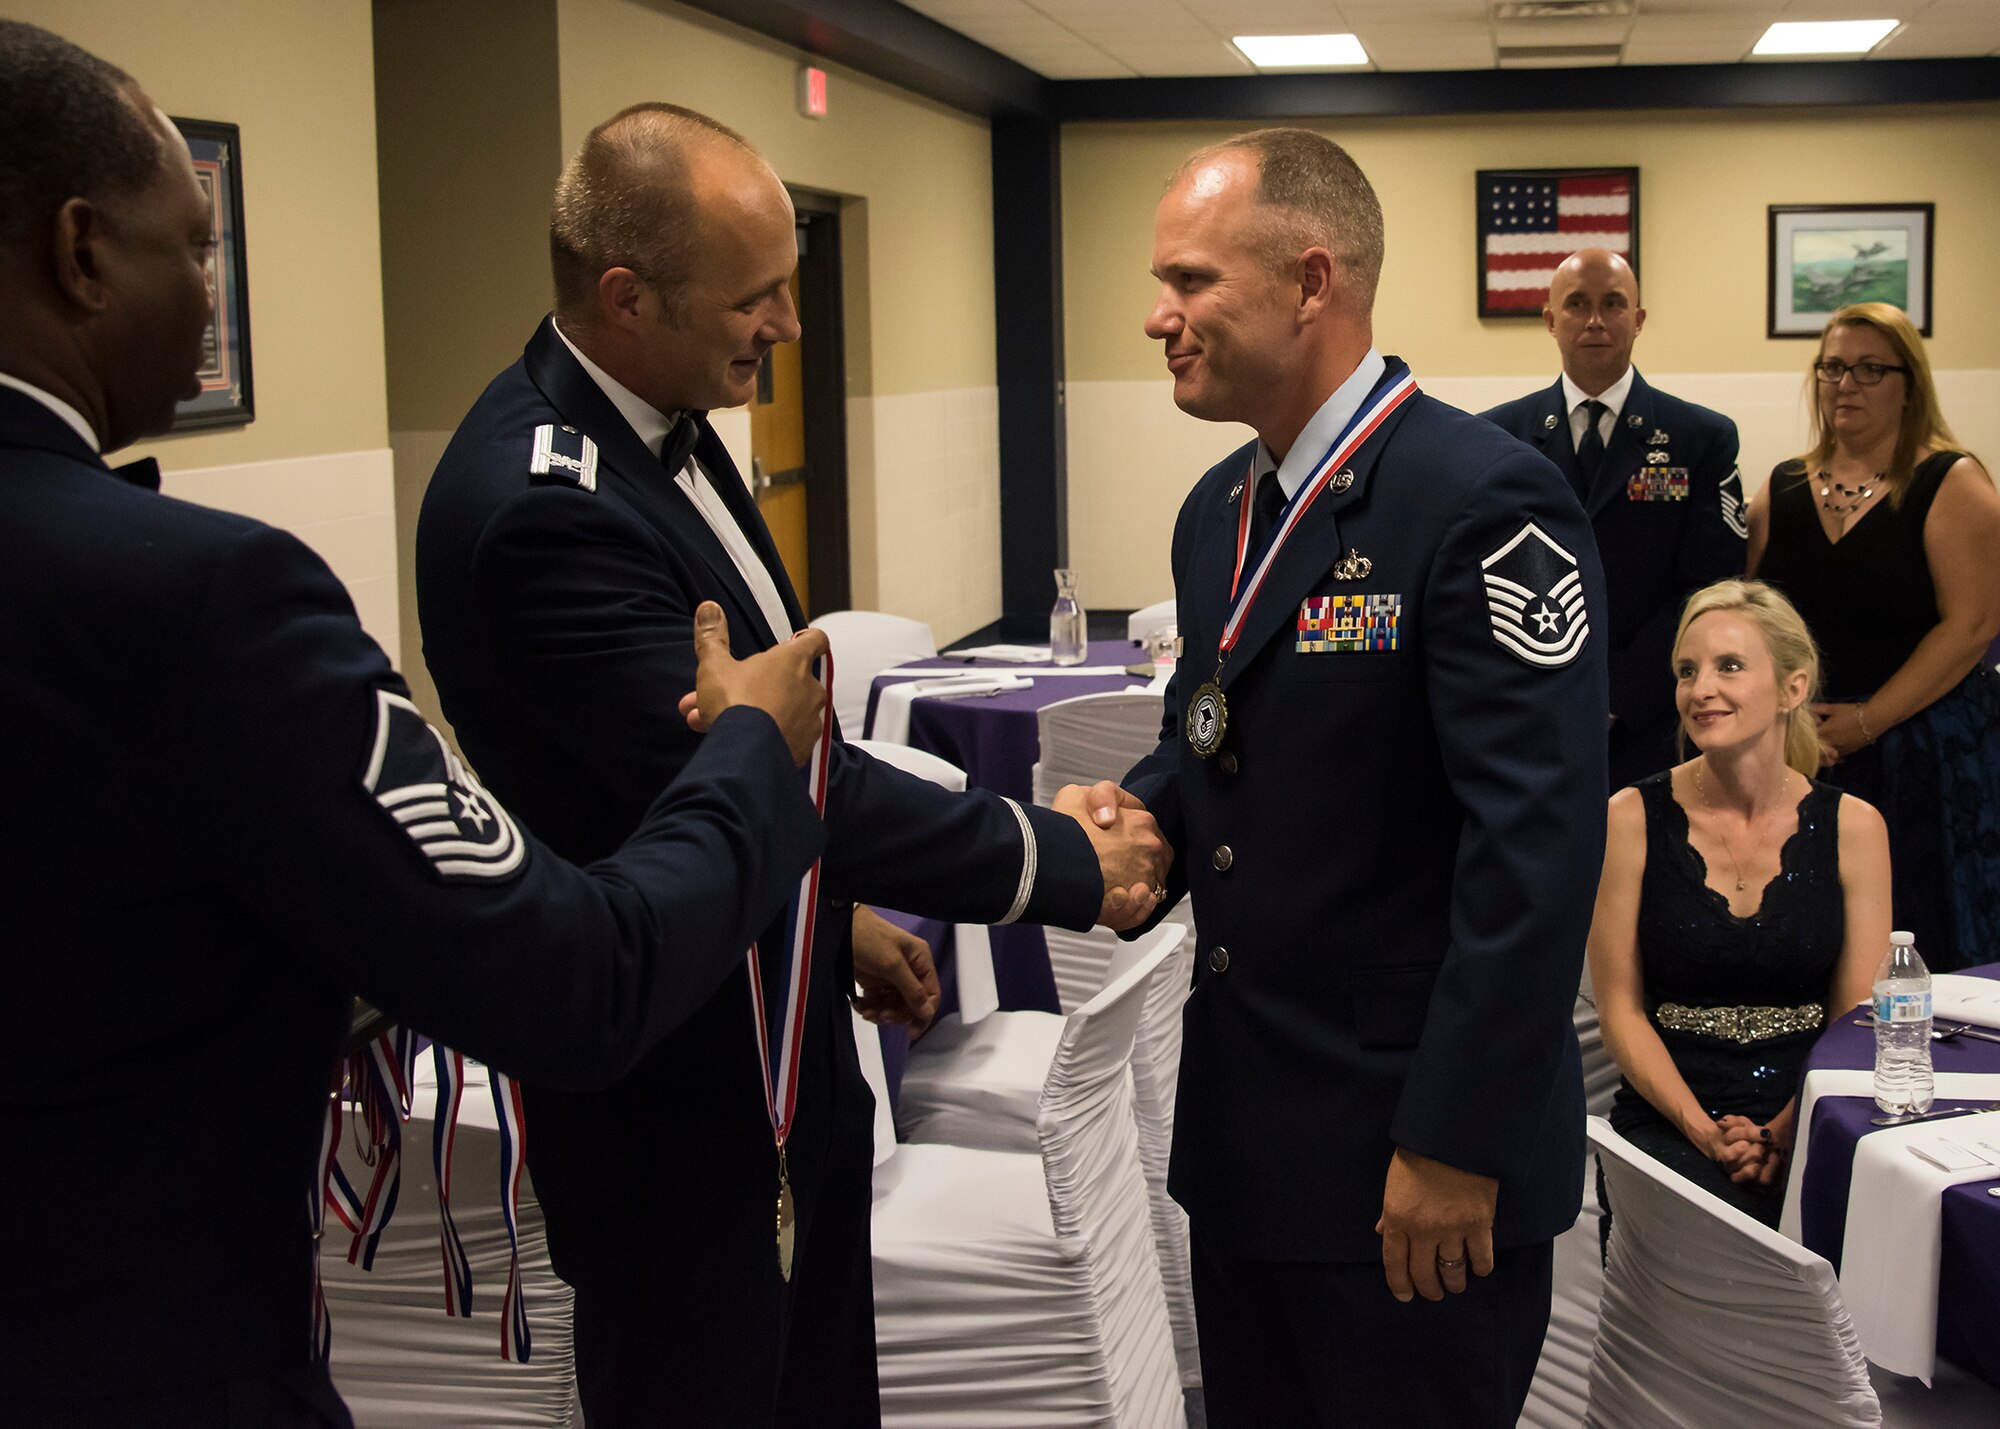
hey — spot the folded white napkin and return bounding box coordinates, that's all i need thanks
[1841,1109,2000,1382]
[1933,974,2000,1031]
[868,674,1031,745]
[948,643,1051,662]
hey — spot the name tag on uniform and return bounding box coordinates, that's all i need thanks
[1298,594,1401,652]
[1626,468,1688,502]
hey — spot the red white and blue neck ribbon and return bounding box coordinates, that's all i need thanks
[431,1045,474,1321]
[1221,360,1418,653]
[311,1026,417,1357]
[744,649,838,1157]
[490,1068,533,1362]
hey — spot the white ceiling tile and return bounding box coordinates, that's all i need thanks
[1781,0,1927,15]
[1622,38,1757,64]
[1634,0,1784,14]
[1877,19,2000,55]
[902,0,1994,73]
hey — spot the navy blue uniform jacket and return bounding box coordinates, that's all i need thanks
[1126,374,1610,1262]
[0,389,822,1406]
[414,320,1102,1395]
[1481,372,1744,787]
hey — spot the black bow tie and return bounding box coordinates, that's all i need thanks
[660,413,704,477]
[111,456,161,491]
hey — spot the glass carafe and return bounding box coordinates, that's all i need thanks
[1050,568,1087,665]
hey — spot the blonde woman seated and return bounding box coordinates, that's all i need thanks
[1588,580,1890,1225]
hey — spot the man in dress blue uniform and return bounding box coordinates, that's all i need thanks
[1099,129,1609,1426]
[415,103,1167,1426]
[0,23,839,1427]
[1481,247,1745,789]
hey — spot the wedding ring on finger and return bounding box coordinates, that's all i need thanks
[1150,884,1167,902]
[1436,1253,1467,1271]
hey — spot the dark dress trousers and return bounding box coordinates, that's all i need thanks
[0,389,823,1424]
[1124,368,1609,1425]
[1480,372,1743,790]
[415,318,1103,1427]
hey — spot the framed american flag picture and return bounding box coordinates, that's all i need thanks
[1476,167,1639,319]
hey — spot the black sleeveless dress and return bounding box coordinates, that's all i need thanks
[1607,772,1845,1226]
[1759,451,2000,972]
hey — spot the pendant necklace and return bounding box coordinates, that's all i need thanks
[1692,758,1790,893]
[1817,469,1881,517]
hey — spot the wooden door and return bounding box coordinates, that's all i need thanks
[750,269,809,609]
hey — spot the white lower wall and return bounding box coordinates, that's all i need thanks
[1066,369,2000,611]
[163,447,401,666]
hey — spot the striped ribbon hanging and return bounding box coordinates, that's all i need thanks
[431,1045,475,1319]
[490,1069,533,1362]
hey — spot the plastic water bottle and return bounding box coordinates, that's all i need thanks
[1050,568,1086,666]
[1873,931,1934,1115]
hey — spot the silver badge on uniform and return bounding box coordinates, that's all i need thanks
[363,690,527,882]
[530,423,599,492]
[1480,522,1590,669]
[1720,465,1749,540]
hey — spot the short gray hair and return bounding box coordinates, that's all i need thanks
[549,102,754,322]
[1173,128,1384,308]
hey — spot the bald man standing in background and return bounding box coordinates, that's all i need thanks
[1482,248,1745,789]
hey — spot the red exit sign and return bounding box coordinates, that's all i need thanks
[797,65,827,119]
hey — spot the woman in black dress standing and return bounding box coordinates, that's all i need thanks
[1589,581,1888,1223]
[1750,302,2000,971]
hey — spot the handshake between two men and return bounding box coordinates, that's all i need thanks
[678,600,1176,1014]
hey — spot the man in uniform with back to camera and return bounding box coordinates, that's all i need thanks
[0,21,840,1428]
[1089,128,1609,1426]
[416,102,1170,1426]
[1482,247,1745,790]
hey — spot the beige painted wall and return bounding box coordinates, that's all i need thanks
[375,0,563,435]
[1063,104,2000,608]
[15,0,390,468]
[555,0,997,400]
[1064,104,2000,384]
[17,2,401,656]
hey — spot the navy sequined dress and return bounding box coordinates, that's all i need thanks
[1608,772,1845,1225]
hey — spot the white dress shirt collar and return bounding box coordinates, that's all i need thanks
[551,319,793,640]
[1560,365,1634,450]
[1252,348,1388,500]
[552,318,676,459]
[0,371,100,453]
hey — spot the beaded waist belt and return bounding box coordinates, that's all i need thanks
[1654,1002,1825,1044]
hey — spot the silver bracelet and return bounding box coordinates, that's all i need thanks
[1854,703,1874,743]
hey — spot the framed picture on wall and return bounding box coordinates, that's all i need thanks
[170,117,254,431]
[1476,167,1638,319]
[1767,203,1932,339]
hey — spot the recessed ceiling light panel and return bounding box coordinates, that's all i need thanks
[1232,33,1370,69]
[1752,20,1900,57]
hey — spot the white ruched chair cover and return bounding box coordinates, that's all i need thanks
[325,1058,576,1427]
[1585,1116,1881,1429]
[1520,975,1622,1428]
[869,936,1182,1427]
[845,739,999,1023]
[809,609,936,738]
[1030,691,1168,815]
[895,924,1202,1391]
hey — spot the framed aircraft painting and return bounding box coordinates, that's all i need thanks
[1768,203,1933,338]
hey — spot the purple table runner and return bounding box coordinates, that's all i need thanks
[1797,962,2000,1389]
[862,640,1157,1015]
